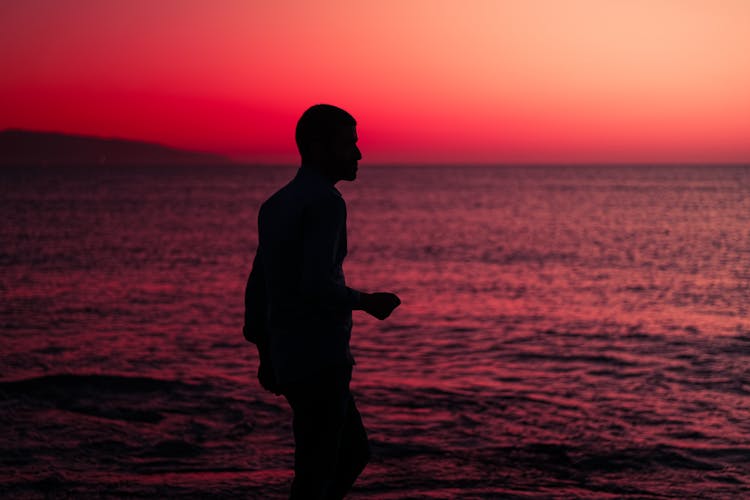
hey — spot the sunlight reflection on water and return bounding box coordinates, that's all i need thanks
[2,165,749,497]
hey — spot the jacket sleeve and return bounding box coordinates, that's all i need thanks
[243,247,267,344]
[243,247,281,395]
[300,195,361,310]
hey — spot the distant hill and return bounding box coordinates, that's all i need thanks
[0,129,231,166]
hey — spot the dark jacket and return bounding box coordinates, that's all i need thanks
[244,166,361,389]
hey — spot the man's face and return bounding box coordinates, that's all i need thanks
[326,125,361,182]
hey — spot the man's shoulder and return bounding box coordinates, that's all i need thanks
[307,186,346,219]
[259,176,344,218]
[287,173,344,206]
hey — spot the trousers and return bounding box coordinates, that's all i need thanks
[283,364,370,500]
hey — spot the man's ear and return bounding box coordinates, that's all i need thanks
[307,139,327,161]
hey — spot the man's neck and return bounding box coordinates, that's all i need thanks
[300,163,337,185]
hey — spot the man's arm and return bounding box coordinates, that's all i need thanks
[301,195,401,319]
[300,195,361,310]
[243,247,281,394]
[243,248,267,344]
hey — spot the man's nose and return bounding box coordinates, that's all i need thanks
[355,146,362,160]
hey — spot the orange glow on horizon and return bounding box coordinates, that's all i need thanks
[1,0,749,164]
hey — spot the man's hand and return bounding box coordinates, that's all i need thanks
[359,292,401,320]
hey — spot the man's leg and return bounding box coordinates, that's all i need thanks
[328,394,370,499]
[284,365,352,500]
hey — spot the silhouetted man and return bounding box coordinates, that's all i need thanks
[244,104,401,499]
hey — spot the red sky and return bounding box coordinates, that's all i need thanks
[2,0,749,164]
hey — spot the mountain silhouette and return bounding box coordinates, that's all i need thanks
[0,129,230,166]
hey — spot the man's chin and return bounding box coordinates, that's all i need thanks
[343,167,358,181]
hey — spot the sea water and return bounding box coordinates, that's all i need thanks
[1,165,749,498]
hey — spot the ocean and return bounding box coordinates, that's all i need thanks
[1,165,749,498]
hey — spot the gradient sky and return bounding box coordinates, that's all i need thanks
[2,0,749,164]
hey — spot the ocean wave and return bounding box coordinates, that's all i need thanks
[0,373,198,398]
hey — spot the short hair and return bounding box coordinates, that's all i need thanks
[295,104,356,161]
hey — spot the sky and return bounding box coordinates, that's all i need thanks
[1,0,749,164]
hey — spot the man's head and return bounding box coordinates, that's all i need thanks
[295,104,362,182]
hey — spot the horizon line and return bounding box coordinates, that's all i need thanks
[3,128,748,167]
